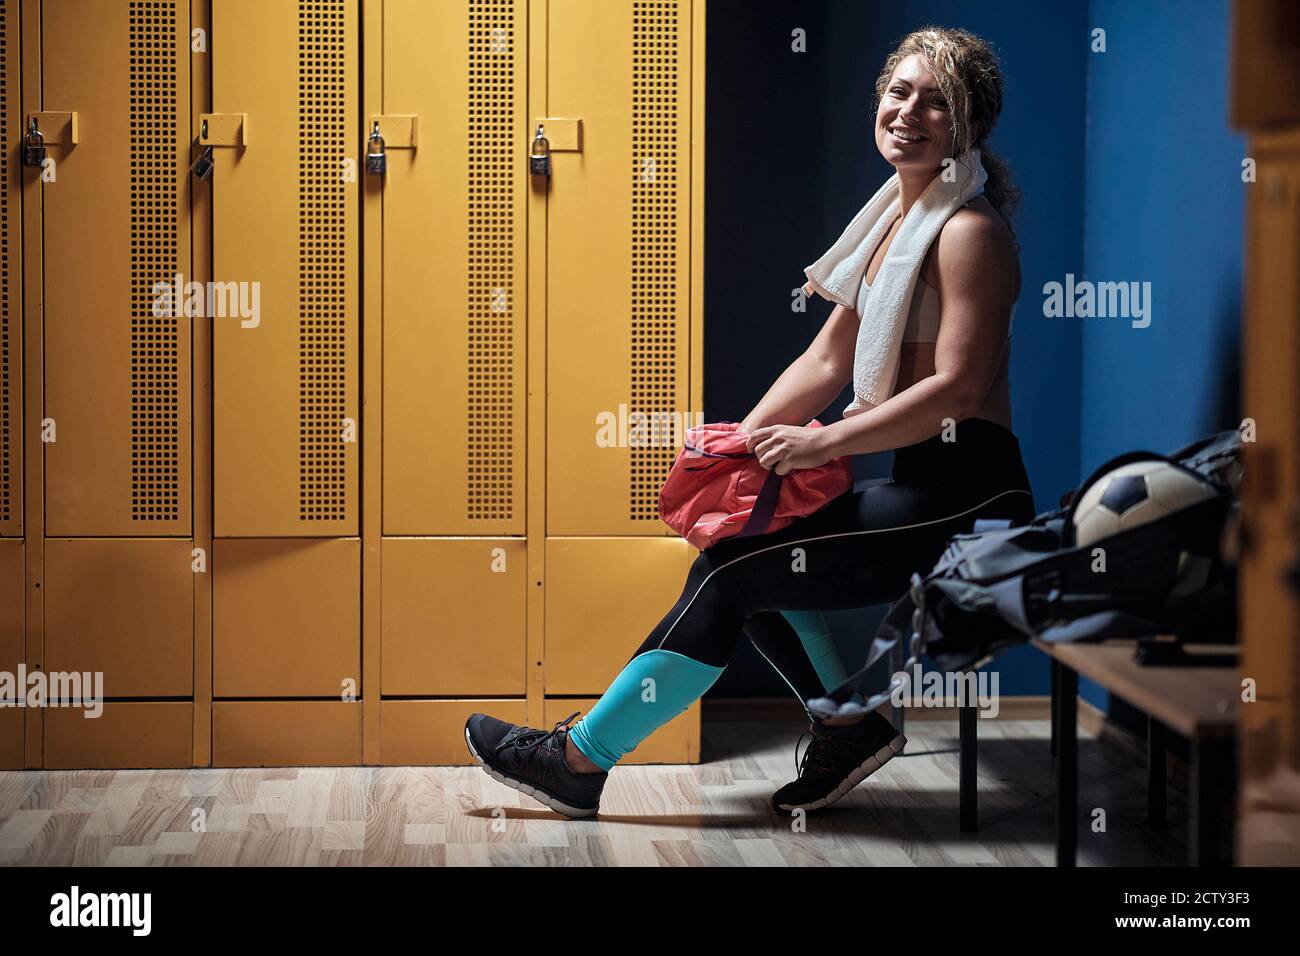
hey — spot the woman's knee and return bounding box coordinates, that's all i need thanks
[661,552,753,642]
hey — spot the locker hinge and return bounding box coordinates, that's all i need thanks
[199,113,248,147]
[26,111,78,145]
[368,115,418,148]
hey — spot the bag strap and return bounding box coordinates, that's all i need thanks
[736,468,784,538]
[807,583,920,718]
[686,420,822,539]
[1168,428,1240,470]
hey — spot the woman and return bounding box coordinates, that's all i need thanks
[465,26,1035,818]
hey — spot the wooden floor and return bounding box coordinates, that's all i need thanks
[0,713,1189,866]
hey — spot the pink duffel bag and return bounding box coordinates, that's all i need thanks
[658,420,854,550]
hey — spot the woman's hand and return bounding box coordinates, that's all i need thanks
[744,424,833,475]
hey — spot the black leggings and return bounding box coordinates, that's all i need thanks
[567,417,1035,769]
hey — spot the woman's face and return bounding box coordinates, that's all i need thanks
[875,53,956,172]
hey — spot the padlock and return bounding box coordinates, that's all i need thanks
[529,123,550,177]
[22,117,45,168]
[189,136,214,181]
[366,121,387,177]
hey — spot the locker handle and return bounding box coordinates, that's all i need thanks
[26,111,78,146]
[369,115,417,148]
[199,113,248,147]
[536,117,581,151]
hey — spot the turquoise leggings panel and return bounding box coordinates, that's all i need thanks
[568,649,723,771]
[780,609,850,693]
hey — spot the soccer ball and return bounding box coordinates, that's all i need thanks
[1072,460,1216,547]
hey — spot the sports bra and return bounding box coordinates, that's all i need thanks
[855,272,1015,344]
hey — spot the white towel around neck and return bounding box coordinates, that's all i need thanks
[802,148,987,417]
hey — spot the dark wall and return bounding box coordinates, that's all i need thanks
[703,0,1088,698]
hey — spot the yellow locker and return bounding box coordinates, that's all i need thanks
[0,538,21,768]
[544,536,692,693]
[370,0,703,764]
[380,698,528,766]
[381,538,527,696]
[45,702,192,769]
[381,0,527,536]
[213,538,360,697]
[545,0,694,536]
[213,700,361,767]
[0,707,17,768]
[0,0,20,537]
[41,0,192,535]
[18,0,705,770]
[44,538,193,697]
[1240,129,1300,794]
[212,0,359,536]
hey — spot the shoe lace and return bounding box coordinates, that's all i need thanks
[793,725,859,778]
[499,711,581,755]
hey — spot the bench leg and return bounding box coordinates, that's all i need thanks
[1049,658,1059,759]
[1055,665,1078,866]
[959,700,977,832]
[1148,716,1167,828]
[1191,737,1235,867]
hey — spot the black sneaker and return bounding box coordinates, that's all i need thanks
[770,710,906,813]
[464,711,607,819]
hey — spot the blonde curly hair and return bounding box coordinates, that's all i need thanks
[875,26,1020,234]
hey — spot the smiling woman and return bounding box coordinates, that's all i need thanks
[874,28,1020,221]
[850,28,1021,437]
[465,25,1036,821]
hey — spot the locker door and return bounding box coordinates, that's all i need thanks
[380,537,526,696]
[544,536,691,693]
[44,538,194,697]
[545,0,694,535]
[212,0,359,536]
[0,5,20,767]
[1240,131,1300,820]
[0,538,20,767]
[381,0,527,536]
[42,0,192,535]
[0,0,20,538]
[213,538,359,697]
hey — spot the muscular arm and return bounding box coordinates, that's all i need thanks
[737,302,858,432]
[816,209,1016,458]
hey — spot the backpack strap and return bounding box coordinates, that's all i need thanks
[1168,428,1240,469]
[807,580,921,718]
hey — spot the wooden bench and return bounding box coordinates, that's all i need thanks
[955,638,1238,865]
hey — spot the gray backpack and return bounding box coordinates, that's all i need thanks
[807,429,1242,719]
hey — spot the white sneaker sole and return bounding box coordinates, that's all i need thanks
[464,726,600,819]
[775,731,908,812]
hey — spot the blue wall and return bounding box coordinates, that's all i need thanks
[1081,0,1244,467]
[703,0,1242,704]
[1075,0,1245,708]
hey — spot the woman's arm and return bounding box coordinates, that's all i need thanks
[747,209,1017,471]
[737,302,858,432]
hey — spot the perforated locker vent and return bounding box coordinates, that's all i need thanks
[465,0,516,522]
[129,1,181,522]
[0,3,11,525]
[629,2,681,520]
[298,0,348,522]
